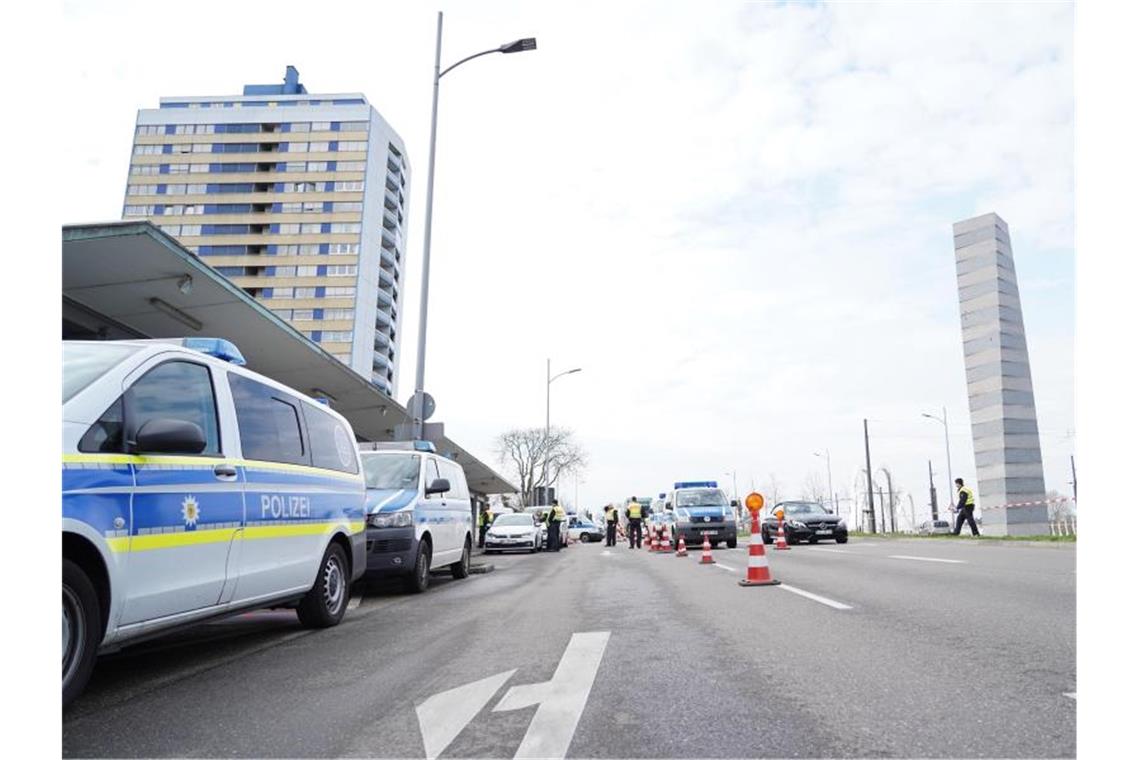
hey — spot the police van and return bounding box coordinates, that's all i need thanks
[665,481,738,549]
[359,442,474,592]
[62,338,366,706]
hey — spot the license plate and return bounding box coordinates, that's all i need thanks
[816,529,832,535]
[700,530,717,535]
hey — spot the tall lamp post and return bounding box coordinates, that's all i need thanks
[813,450,835,518]
[410,12,537,439]
[541,359,581,503]
[922,407,954,520]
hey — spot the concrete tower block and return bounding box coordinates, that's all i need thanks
[953,213,1048,535]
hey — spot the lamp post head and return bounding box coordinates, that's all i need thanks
[500,38,537,54]
[567,368,582,375]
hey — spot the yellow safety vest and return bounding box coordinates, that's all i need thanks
[480,512,492,526]
[553,505,566,521]
[958,486,975,507]
[628,503,642,519]
[606,509,617,523]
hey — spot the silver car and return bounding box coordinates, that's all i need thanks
[917,519,953,535]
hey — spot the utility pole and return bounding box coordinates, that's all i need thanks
[1070,454,1077,502]
[928,460,938,521]
[881,468,896,533]
[864,419,877,533]
[878,486,887,534]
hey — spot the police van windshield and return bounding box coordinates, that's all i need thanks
[362,454,421,490]
[676,489,728,507]
[63,342,141,403]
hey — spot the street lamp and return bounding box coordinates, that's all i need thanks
[410,13,537,439]
[541,360,581,503]
[922,407,954,521]
[813,450,835,519]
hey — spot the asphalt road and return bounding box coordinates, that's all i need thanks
[63,536,1075,758]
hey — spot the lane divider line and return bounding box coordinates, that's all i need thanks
[1064,692,1076,700]
[778,583,853,610]
[888,555,966,564]
[811,548,852,554]
[713,563,738,573]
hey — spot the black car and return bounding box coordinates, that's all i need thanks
[761,501,847,544]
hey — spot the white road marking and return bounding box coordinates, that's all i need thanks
[601,550,612,556]
[811,548,852,554]
[713,563,738,572]
[888,555,966,564]
[347,595,362,611]
[778,583,854,610]
[494,631,610,760]
[1064,692,1076,700]
[416,669,517,760]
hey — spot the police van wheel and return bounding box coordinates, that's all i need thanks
[405,540,432,594]
[727,536,738,549]
[451,538,471,579]
[63,559,101,708]
[297,543,349,628]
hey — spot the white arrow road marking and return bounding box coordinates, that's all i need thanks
[888,555,966,564]
[416,669,516,760]
[494,631,610,760]
[778,583,853,610]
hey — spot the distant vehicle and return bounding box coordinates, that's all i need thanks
[360,441,474,592]
[567,517,604,543]
[762,501,848,544]
[523,506,569,548]
[484,512,544,553]
[664,481,738,549]
[63,338,366,706]
[917,519,953,535]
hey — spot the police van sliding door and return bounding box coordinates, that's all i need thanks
[227,375,325,602]
[119,360,243,627]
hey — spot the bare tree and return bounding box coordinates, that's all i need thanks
[495,426,587,505]
[800,472,829,504]
[1046,489,1073,520]
[764,473,783,506]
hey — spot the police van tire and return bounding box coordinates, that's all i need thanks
[297,543,349,629]
[727,536,738,549]
[63,559,101,708]
[451,538,471,579]
[405,540,432,594]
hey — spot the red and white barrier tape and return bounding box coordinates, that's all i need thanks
[979,497,1072,512]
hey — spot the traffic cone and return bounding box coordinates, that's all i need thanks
[648,524,657,552]
[657,526,670,553]
[700,534,714,564]
[775,520,790,551]
[739,510,780,587]
[676,533,688,557]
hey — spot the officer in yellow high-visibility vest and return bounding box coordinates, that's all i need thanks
[604,504,619,547]
[478,504,493,548]
[952,477,980,536]
[545,499,566,552]
[625,497,643,549]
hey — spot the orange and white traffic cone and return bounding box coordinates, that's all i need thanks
[648,524,657,552]
[775,519,790,551]
[676,533,688,557]
[700,533,714,564]
[740,508,781,587]
[657,526,671,553]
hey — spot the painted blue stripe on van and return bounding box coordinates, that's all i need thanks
[64,492,131,534]
[62,464,134,491]
[364,488,417,514]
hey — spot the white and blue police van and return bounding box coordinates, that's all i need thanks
[358,441,474,592]
[62,338,366,706]
[664,481,738,549]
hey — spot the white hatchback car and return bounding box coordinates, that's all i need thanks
[63,338,366,706]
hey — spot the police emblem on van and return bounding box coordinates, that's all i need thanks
[181,495,200,528]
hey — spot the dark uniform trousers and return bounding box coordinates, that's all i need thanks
[605,520,617,546]
[628,519,642,548]
[954,505,980,536]
[547,521,561,551]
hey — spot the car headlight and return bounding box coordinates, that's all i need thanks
[369,510,414,528]
[790,520,807,529]
[838,519,846,528]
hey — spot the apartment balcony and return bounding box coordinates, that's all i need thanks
[378,268,394,288]
[375,310,391,329]
[379,247,396,269]
[376,290,392,309]
[373,350,390,369]
[380,231,396,251]
[382,210,398,230]
[374,332,389,351]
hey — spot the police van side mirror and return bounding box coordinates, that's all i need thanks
[730,499,739,508]
[425,478,450,496]
[132,418,206,455]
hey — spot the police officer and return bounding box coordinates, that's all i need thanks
[478,504,493,548]
[604,504,619,546]
[952,477,980,536]
[625,496,643,549]
[545,499,566,552]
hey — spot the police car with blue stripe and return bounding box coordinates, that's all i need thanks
[62,338,366,706]
[665,481,738,549]
[359,441,474,592]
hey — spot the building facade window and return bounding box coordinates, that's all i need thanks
[330,222,361,233]
[327,265,358,277]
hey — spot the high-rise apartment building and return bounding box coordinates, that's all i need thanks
[123,66,409,396]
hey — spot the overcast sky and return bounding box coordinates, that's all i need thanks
[61,0,1074,523]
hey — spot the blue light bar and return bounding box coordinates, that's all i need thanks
[659,493,667,498]
[413,441,437,452]
[181,337,246,365]
[674,481,718,489]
